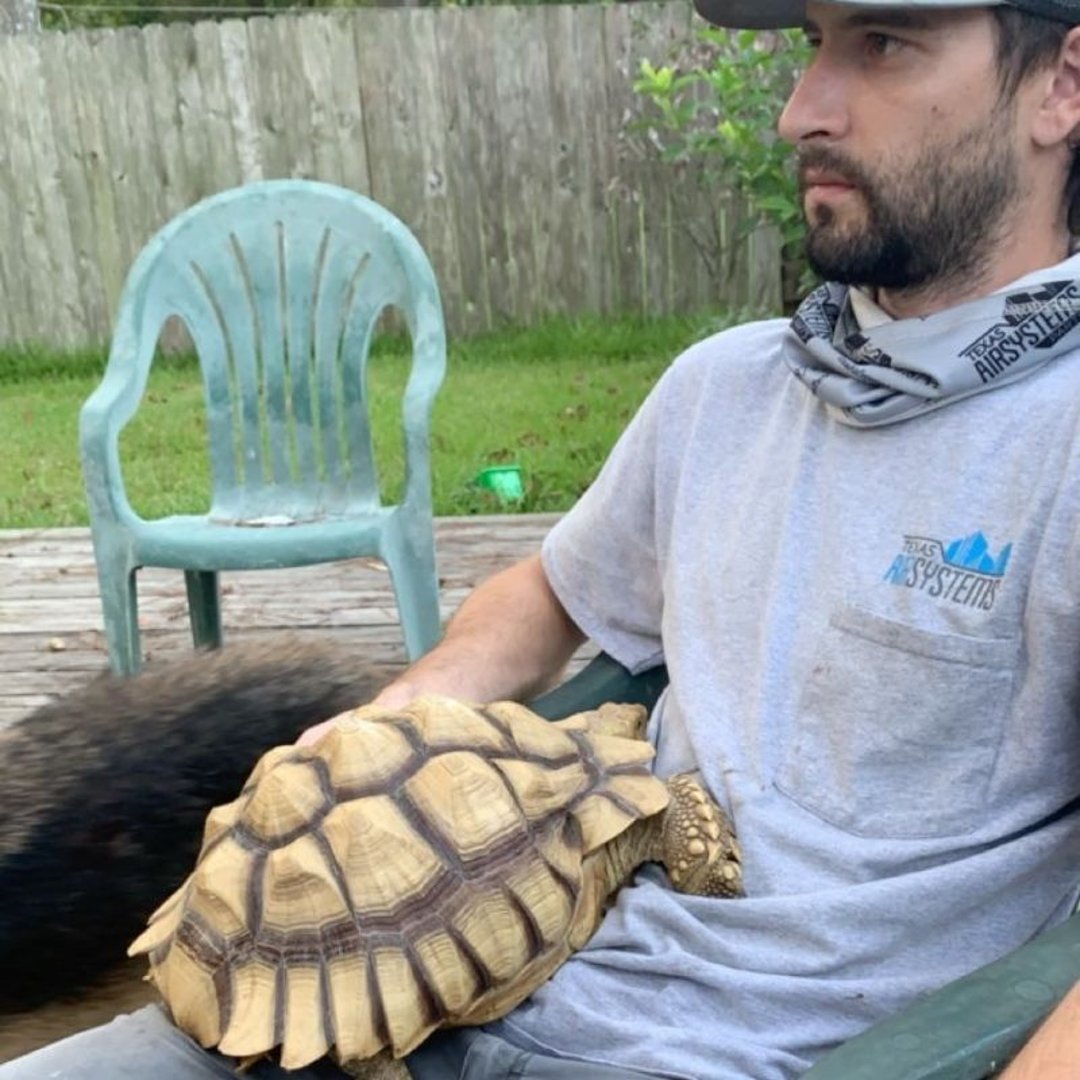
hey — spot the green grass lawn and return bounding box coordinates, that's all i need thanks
[0,312,748,529]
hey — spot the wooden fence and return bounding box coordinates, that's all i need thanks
[0,2,780,348]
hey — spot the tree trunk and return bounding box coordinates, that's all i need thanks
[0,0,40,35]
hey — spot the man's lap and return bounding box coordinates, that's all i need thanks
[0,1005,650,1080]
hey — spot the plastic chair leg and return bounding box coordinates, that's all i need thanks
[385,533,442,661]
[184,570,223,651]
[98,559,143,676]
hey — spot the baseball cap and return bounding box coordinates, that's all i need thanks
[694,0,1080,30]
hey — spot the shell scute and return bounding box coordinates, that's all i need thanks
[186,834,252,940]
[585,730,656,770]
[409,697,510,753]
[217,958,278,1057]
[262,833,346,937]
[321,796,448,922]
[243,760,328,844]
[154,935,224,1048]
[200,797,246,854]
[404,751,524,867]
[324,952,381,1062]
[241,744,302,792]
[491,757,589,825]
[411,929,480,1018]
[486,702,579,761]
[571,794,641,855]
[449,884,535,985]
[319,719,416,792]
[504,856,576,949]
[573,774,672,854]
[280,964,329,1069]
[373,946,438,1057]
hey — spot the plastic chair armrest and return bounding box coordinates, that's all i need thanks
[528,652,669,721]
[803,911,1080,1080]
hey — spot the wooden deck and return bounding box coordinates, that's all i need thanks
[0,513,563,731]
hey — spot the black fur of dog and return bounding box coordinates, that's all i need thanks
[0,635,390,1010]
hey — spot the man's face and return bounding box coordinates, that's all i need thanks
[778,3,1025,291]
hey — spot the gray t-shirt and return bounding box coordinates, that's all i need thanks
[489,315,1080,1078]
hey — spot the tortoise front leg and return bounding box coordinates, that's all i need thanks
[659,774,743,898]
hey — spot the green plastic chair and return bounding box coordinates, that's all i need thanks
[80,181,447,675]
[531,654,1080,1080]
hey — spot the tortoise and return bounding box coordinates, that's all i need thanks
[129,695,742,1075]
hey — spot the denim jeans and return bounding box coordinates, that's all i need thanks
[0,1005,651,1079]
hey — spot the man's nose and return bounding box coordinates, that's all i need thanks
[778,55,850,145]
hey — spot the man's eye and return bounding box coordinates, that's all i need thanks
[866,32,903,56]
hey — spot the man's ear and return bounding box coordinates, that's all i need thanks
[1031,27,1080,150]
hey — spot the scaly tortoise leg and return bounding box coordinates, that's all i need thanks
[660,773,743,898]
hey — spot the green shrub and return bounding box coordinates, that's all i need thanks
[632,27,814,307]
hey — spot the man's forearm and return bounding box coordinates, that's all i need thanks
[297,553,585,744]
[999,979,1080,1079]
[376,553,585,707]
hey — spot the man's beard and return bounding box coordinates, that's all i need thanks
[799,108,1021,292]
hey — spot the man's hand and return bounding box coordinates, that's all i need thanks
[295,680,420,747]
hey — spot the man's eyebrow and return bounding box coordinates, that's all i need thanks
[803,10,937,33]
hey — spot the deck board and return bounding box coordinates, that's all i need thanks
[0,514,564,730]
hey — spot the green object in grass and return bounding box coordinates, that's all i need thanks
[476,465,524,503]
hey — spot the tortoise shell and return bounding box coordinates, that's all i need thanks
[129,696,669,1069]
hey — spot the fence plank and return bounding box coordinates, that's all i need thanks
[123,29,172,257]
[541,5,610,316]
[271,14,317,181]
[319,13,372,195]
[432,6,493,334]
[6,39,84,346]
[490,6,549,325]
[0,3,779,350]
[39,35,111,342]
[72,33,131,318]
[194,20,244,191]
[353,9,462,326]
[0,38,55,344]
[92,29,133,280]
[244,15,291,181]
[0,40,35,343]
[173,21,219,202]
[294,14,345,186]
[217,18,264,185]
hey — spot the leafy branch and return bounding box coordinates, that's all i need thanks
[631,27,815,304]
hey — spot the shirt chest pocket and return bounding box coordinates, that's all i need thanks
[775,604,1020,839]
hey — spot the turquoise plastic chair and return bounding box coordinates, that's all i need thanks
[532,654,1080,1080]
[80,181,446,675]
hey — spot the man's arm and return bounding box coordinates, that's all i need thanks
[998,979,1080,1079]
[298,553,585,744]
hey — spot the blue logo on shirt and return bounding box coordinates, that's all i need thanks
[942,532,1013,578]
[882,531,1012,610]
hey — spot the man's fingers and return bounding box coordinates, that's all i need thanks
[294,682,421,746]
[295,718,338,747]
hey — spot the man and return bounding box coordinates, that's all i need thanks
[5,1,1080,1077]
